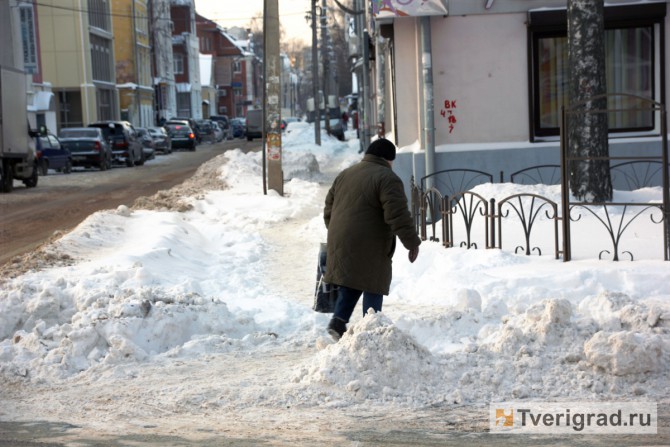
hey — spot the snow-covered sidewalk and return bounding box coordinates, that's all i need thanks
[1,123,669,443]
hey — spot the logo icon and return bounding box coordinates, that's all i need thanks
[495,408,514,427]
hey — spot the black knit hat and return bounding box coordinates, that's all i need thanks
[365,139,396,161]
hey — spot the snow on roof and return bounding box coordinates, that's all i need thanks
[170,0,193,6]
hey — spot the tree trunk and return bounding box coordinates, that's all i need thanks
[567,0,612,202]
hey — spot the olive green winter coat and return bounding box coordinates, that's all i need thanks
[323,154,421,295]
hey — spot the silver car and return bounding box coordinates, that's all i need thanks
[148,127,172,154]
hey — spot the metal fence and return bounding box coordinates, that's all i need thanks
[410,95,668,262]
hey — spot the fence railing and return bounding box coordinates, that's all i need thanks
[411,95,668,261]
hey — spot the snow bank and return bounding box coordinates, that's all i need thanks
[1,125,669,413]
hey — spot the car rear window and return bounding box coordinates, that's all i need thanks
[60,129,100,138]
[166,125,192,136]
[61,140,98,151]
[90,124,123,140]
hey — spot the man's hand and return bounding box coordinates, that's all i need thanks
[408,246,419,263]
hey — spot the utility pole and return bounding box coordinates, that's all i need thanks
[355,0,370,151]
[321,0,331,136]
[311,0,321,145]
[264,0,283,195]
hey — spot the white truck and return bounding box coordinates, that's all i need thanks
[0,1,38,193]
[0,65,38,193]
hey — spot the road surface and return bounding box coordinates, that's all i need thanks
[0,139,258,268]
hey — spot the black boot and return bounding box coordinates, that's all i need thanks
[327,317,347,341]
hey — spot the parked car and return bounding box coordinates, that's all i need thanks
[245,109,263,141]
[194,119,216,143]
[210,115,231,140]
[283,117,301,132]
[88,121,145,167]
[136,128,156,161]
[211,121,224,142]
[230,118,245,139]
[165,123,196,151]
[35,132,72,175]
[58,127,113,171]
[148,127,172,154]
[167,117,201,144]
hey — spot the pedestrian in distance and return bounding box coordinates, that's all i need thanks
[323,138,421,341]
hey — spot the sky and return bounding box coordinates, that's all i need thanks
[195,0,314,44]
[0,124,668,441]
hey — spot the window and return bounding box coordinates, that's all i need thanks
[232,61,241,73]
[97,88,114,120]
[90,34,113,82]
[174,53,184,75]
[58,91,83,128]
[177,92,191,116]
[19,5,38,74]
[88,0,110,31]
[528,3,665,140]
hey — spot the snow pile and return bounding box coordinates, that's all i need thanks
[0,123,669,417]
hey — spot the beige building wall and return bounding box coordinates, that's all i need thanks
[430,13,529,144]
[393,14,529,148]
[392,19,422,149]
[37,0,101,126]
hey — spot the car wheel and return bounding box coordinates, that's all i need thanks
[247,136,252,141]
[2,160,14,193]
[23,161,39,188]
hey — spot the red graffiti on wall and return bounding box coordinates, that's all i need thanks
[440,99,457,133]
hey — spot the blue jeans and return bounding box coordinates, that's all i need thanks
[333,285,383,323]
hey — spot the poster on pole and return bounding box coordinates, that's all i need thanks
[371,0,448,18]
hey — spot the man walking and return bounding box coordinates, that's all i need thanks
[323,138,421,340]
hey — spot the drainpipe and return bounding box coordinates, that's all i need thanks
[132,0,141,126]
[78,0,90,122]
[361,29,371,150]
[375,35,385,138]
[420,16,435,190]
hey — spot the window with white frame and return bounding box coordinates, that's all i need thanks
[528,3,665,140]
[174,53,184,75]
[232,60,241,73]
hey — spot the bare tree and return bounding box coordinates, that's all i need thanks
[567,0,612,202]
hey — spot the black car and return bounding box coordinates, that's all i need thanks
[165,123,196,151]
[58,127,113,171]
[194,119,215,143]
[88,121,145,167]
[167,117,201,144]
[230,118,245,138]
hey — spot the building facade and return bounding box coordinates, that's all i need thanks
[363,0,669,190]
[171,0,201,119]
[14,1,57,132]
[152,0,177,124]
[38,0,119,129]
[195,19,264,119]
[112,0,154,127]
